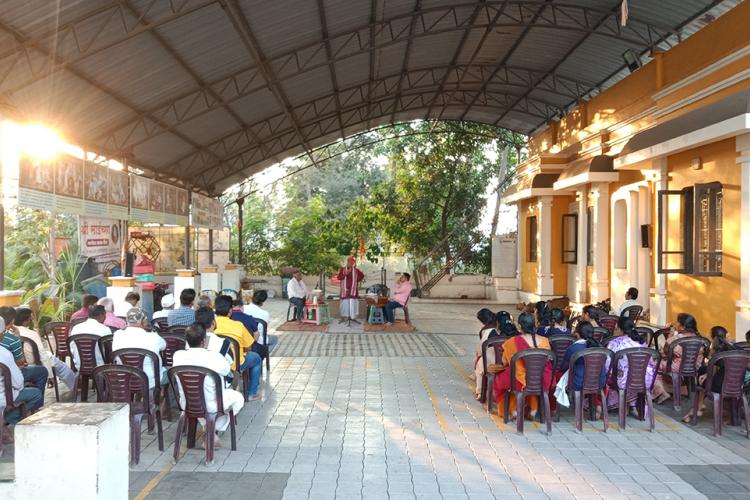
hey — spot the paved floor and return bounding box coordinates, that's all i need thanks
[6,299,750,499]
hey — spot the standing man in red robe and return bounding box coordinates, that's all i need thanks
[337,256,365,324]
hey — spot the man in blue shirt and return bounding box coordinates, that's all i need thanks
[167,288,196,326]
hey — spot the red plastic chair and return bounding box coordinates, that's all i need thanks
[610,347,660,431]
[168,365,237,465]
[567,348,612,432]
[480,336,507,411]
[620,305,643,323]
[598,315,619,336]
[256,318,271,371]
[44,321,72,368]
[690,350,750,438]
[548,334,576,420]
[98,334,114,364]
[152,317,169,333]
[503,348,554,434]
[112,348,164,432]
[648,327,671,352]
[666,336,709,410]
[93,364,164,464]
[69,333,102,402]
[592,327,612,344]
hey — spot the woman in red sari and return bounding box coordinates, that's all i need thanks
[493,312,552,420]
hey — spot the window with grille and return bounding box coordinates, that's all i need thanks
[657,182,722,276]
[527,216,538,262]
[561,213,577,264]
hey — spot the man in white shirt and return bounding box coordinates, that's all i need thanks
[615,287,641,316]
[152,294,174,321]
[16,307,77,391]
[70,305,111,367]
[194,307,234,365]
[286,271,307,322]
[244,290,277,352]
[172,323,244,445]
[0,336,43,424]
[112,307,166,389]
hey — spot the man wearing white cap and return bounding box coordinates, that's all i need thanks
[152,294,175,321]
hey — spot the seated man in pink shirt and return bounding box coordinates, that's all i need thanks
[70,294,99,322]
[384,273,412,326]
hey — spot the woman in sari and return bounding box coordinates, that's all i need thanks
[538,308,569,337]
[492,312,552,420]
[682,326,735,422]
[652,313,701,403]
[474,308,499,398]
[606,318,655,413]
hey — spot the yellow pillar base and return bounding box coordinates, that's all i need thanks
[0,290,25,307]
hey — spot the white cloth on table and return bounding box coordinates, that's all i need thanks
[172,347,244,432]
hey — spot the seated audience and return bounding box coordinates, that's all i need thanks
[70,305,111,367]
[168,288,196,326]
[214,295,262,401]
[71,294,99,321]
[0,338,43,425]
[563,321,606,391]
[496,311,518,336]
[0,307,48,403]
[112,307,166,389]
[172,323,245,447]
[652,313,701,404]
[97,297,126,330]
[492,312,551,420]
[152,294,174,321]
[538,308,569,337]
[474,308,499,398]
[286,271,307,322]
[15,307,77,391]
[615,287,640,316]
[682,325,735,422]
[194,307,234,365]
[384,273,412,326]
[606,318,654,413]
[244,290,278,350]
[125,292,140,308]
[534,301,551,331]
[229,297,260,341]
[581,305,601,327]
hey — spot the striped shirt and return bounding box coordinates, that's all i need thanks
[167,306,195,327]
[0,331,24,362]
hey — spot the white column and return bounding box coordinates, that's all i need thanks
[650,159,668,326]
[537,196,554,296]
[575,189,588,303]
[589,183,610,303]
[736,134,750,338]
[516,205,523,293]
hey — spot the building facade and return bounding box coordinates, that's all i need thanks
[502,1,750,338]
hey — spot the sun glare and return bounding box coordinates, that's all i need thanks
[15,123,64,160]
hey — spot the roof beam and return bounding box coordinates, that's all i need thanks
[219,0,317,165]
[492,3,619,127]
[423,0,487,119]
[366,0,380,130]
[459,0,554,121]
[122,0,280,174]
[315,0,346,139]
[93,63,584,154]
[388,0,422,124]
[0,19,223,179]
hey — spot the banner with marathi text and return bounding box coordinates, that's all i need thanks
[78,215,122,270]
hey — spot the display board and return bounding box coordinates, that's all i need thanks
[191,192,224,230]
[18,154,130,219]
[129,176,188,225]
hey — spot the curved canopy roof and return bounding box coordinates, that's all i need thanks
[0,0,736,194]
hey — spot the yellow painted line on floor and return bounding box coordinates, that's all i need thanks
[134,465,171,500]
[418,365,449,431]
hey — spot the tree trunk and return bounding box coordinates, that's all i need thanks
[441,183,454,264]
[490,145,510,236]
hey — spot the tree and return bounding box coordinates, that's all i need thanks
[373,122,509,264]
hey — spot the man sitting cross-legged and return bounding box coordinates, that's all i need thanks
[172,322,245,449]
[0,307,48,403]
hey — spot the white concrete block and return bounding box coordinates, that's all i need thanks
[12,403,129,500]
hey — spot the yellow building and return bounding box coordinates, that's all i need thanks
[502,0,750,338]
